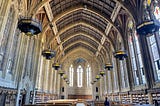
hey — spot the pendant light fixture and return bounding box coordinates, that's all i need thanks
[91,81,94,85]
[17,1,42,36]
[18,17,42,36]
[52,62,61,70]
[59,70,65,77]
[114,50,127,60]
[136,0,160,35]
[95,75,100,80]
[104,63,113,70]
[42,49,56,60]
[99,70,105,77]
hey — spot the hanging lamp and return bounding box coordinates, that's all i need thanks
[136,0,160,35]
[114,50,127,60]
[95,75,100,80]
[52,62,61,70]
[17,1,42,36]
[59,70,65,77]
[62,74,67,80]
[42,49,56,60]
[99,70,105,77]
[18,17,42,36]
[66,81,70,85]
[91,81,94,85]
[93,79,97,83]
[104,63,113,70]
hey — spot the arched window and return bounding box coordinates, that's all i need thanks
[146,5,160,81]
[128,20,146,85]
[69,65,74,86]
[77,65,83,87]
[86,64,91,87]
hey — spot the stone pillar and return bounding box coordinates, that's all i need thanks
[57,73,61,99]
[15,35,30,106]
[48,62,53,93]
[52,69,55,94]
[53,71,57,94]
[42,59,47,91]
[0,0,11,42]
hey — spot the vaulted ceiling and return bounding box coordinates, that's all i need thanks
[27,0,144,63]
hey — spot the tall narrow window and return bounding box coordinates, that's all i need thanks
[154,6,160,34]
[77,65,83,87]
[69,65,74,86]
[147,5,160,81]
[128,20,146,85]
[135,33,146,84]
[0,6,15,71]
[128,35,139,85]
[86,65,91,87]
[147,35,160,80]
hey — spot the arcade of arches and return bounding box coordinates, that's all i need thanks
[0,0,160,106]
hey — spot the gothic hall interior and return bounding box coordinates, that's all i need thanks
[0,0,160,106]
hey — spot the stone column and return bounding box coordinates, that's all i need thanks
[0,0,11,42]
[53,71,57,94]
[52,69,55,94]
[42,59,47,91]
[57,73,61,99]
[15,35,30,106]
